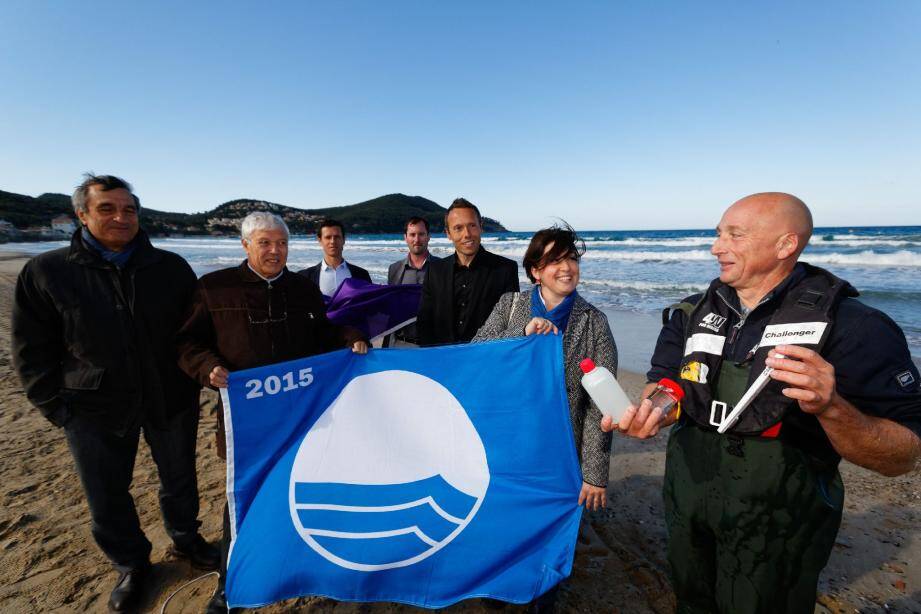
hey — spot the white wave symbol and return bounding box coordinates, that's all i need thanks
[289,371,489,572]
[294,497,462,547]
[292,475,473,549]
[291,476,482,571]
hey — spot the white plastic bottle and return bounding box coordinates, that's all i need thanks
[579,358,632,423]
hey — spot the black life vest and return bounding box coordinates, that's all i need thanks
[677,264,857,435]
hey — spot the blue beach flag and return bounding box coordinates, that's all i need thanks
[220,335,582,609]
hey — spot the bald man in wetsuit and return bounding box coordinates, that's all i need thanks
[604,193,921,613]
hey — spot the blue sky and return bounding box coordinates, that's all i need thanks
[1,1,919,230]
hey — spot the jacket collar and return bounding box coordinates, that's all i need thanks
[402,253,429,271]
[453,245,490,270]
[321,258,349,273]
[714,263,807,315]
[570,293,593,317]
[66,226,160,269]
[237,259,292,284]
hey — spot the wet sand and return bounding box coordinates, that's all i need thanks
[0,253,917,613]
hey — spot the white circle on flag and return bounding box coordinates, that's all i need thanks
[288,370,490,571]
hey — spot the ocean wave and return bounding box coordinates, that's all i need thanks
[155,237,243,247]
[155,234,921,252]
[812,237,920,248]
[578,249,714,262]
[859,289,921,301]
[477,246,714,262]
[580,279,708,294]
[804,250,921,267]
[614,237,712,247]
[491,248,921,267]
[820,233,921,242]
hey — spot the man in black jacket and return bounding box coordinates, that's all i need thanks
[417,198,519,346]
[298,218,371,295]
[11,174,217,612]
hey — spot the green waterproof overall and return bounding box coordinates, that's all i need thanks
[663,361,844,614]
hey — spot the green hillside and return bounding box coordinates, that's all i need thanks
[0,190,507,239]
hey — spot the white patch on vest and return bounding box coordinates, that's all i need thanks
[684,333,726,356]
[759,322,828,347]
[699,312,727,332]
[896,370,916,389]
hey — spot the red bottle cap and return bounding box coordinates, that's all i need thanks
[658,377,685,400]
[579,358,596,374]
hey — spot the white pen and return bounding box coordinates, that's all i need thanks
[717,353,786,434]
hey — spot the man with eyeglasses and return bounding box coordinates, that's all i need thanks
[11,174,218,612]
[176,211,368,613]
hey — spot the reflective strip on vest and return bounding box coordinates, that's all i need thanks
[684,333,726,356]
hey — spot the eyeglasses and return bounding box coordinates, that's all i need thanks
[246,289,288,325]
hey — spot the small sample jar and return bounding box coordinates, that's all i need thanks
[646,378,684,418]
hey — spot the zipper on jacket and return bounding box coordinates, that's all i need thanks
[106,265,143,406]
[267,282,276,359]
[716,289,770,349]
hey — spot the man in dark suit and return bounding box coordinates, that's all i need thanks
[417,198,519,346]
[299,218,371,295]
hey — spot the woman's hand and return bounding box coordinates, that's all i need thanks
[578,482,606,511]
[524,317,559,336]
[351,340,369,354]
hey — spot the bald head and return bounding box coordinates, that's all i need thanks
[730,192,813,257]
[712,192,814,305]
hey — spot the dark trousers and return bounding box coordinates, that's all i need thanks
[663,423,843,614]
[64,408,202,573]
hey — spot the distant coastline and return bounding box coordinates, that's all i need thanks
[0,190,508,243]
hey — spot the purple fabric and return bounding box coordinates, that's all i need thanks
[325,278,422,340]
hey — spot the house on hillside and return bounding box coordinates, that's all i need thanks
[51,215,76,235]
[0,219,20,241]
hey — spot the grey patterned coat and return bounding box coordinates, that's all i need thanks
[472,290,617,487]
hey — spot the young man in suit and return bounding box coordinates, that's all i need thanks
[299,219,371,295]
[417,198,519,346]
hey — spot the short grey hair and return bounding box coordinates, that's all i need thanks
[72,173,140,214]
[241,212,290,242]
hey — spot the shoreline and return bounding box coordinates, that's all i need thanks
[0,252,918,612]
[7,240,918,368]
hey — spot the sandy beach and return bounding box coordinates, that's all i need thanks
[0,252,918,613]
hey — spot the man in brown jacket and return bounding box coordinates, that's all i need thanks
[176,211,367,614]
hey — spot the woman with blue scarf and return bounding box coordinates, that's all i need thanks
[473,223,617,512]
